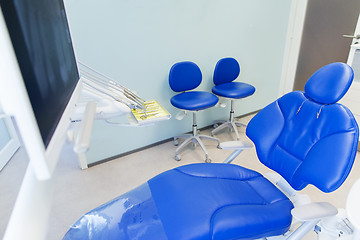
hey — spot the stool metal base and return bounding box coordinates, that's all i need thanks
[212,120,246,140]
[173,112,220,162]
[211,99,246,140]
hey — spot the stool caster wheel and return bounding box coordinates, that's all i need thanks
[175,155,181,161]
[205,158,211,163]
[192,143,197,148]
[217,144,222,149]
[173,139,179,146]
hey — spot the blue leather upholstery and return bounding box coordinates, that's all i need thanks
[63,183,168,240]
[169,61,202,92]
[212,82,255,99]
[170,91,219,111]
[169,61,219,111]
[148,163,294,240]
[212,58,255,99]
[213,57,240,85]
[305,62,354,104]
[64,164,294,240]
[247,62,358,192]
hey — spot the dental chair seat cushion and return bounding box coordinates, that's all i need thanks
[148,163,294,240]
[170,91,219,111]
[212,82,256,99]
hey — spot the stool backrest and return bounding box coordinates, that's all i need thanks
[213,57,240,85]
[169,61,202,92]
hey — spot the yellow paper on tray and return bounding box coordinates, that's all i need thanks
[131,100,171,124]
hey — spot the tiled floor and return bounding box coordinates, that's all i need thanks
[1,114,359,239]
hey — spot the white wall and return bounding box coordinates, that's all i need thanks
[64,0,292,164]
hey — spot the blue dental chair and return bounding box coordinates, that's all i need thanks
[211,57,256,140]
[169,61,220,162]
[64,62,359,240]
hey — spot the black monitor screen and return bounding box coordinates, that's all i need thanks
[1,0,79,147]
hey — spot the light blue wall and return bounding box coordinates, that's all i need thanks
[64,0,292,164]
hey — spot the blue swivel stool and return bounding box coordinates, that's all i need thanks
[64,62,359,240]
[169,61,220,163]
[211,57,255,140]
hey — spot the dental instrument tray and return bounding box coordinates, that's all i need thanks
[131,100,171,124]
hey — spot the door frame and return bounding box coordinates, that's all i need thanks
[347,13,360,64]
[278,0,309,96]
[343,13,360,151]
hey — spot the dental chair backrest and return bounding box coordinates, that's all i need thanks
[247,62,359,193]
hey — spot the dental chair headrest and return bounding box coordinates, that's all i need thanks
[304,62,354,104]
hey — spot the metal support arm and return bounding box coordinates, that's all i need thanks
[219,141,253,163]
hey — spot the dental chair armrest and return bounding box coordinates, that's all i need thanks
[219,141,253,164]
[291,202,338,222]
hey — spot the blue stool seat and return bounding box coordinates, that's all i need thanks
[149,163,294,240]
[212,82,256,99]
[170,91,219,111]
